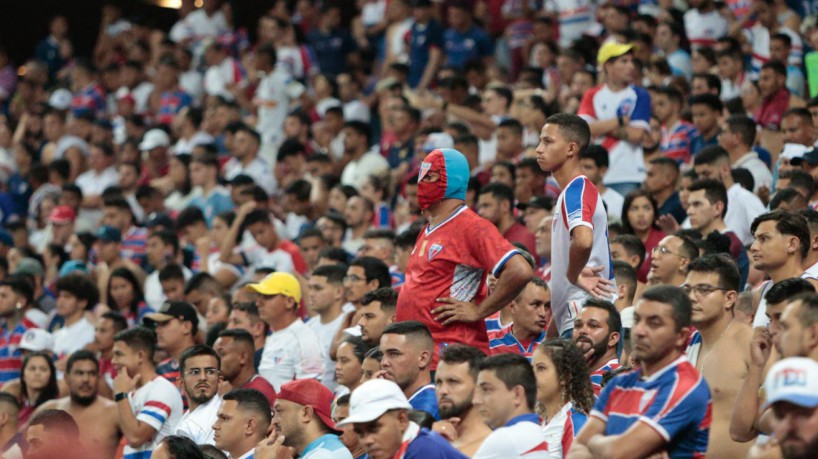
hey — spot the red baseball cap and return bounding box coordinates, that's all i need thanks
[277,379,339,432]
[49,205,76,225]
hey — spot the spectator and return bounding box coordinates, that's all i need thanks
[487,277,550,361]
[212,388,272,459]
[0,275,39,383]
[646,234,698,287]
[571,299,622,396]
[213,329,276,406]
[306,264,350,391]
[655,86,696,164]
[644,158,686,224]
[357,287,397,346]
[52,274,98,360]
[144,301,199,391]
[380,321,438,419]
[719,115,774,193]
[25,409,87,459]
[579,145,624,223]
[407,0,444,91]
[689,94,724,156]
[759,357,818,459]
[175,345,222,445]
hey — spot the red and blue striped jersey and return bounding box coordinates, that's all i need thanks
[591,356,711,458]
[487,328,546,362]
[71,83,106,118]
[156,89,193,126]
[121,226,148,268]
[0,318,38,383]
[590,358,621,396]
[660,121,697,165]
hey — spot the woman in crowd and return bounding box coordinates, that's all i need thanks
[105,266,153,326]
[335,336,370,394]
[621,189,666,283]
[533,339,595,459]
[1,351,59,428]
[163,153,196,212]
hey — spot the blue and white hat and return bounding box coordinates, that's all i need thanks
[763,357,818,409]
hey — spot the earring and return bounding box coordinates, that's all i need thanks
[15,303,21,310]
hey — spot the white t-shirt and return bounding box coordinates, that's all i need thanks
[204,57,244,101]
[175,394,222,446]
[53,317,95,359]
[551,176,615,335]
[255,66,305,147]
[601,187,625,223]
[179,9,228,41]
[173,131,213,156]
[340,150,390,188]
[733,152,773,193]
[684,9,728,49]
[259,319,325,391]
[541,402,578,459]
[544,0,594,48]
[223,155,276,196]
[306,311,351,392]
[124,376,184,458]
[144,266,193,310]
[472,416,551,459]
[725,182,766,246]
[343,100,370,123]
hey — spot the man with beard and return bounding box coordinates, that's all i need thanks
[175,345,222,445]
[488,278,550,361]
[35,350,121,459]
[433,345,491,457]
[572,299,622,395]
[761,357,818,459]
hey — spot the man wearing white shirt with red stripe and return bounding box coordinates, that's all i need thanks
[112,326,183,459]
[578,43,651,196]
[683,0,728,49]
[536,113,616,339]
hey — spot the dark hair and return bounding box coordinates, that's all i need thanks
[640,285,692,331]
[492,161,516,182]
[688,93,723,112]
[693,145,730,166]
[344,120,372,145]
[222,388,273,426]
[179,344,221,375]
[687,254,741,292]
[621,189,659,234]
[612,234,646,269]
[159,264,186,283]
[544,113,590,150]
[311,264,347,284]
[396,227,420,249]
[285,179,312,202]
[688,179,728,218]
[0,393,18,413]
[184,272,221,296]
[783,107,814,128]
[750,210,810,258]
[114,326,157,360]
[675,234,701,261]
[361,287,398,312]
[21,351,58,409]
[157,435,206,459]
[176,206,207,230]
[55,274,99,310]
[770,188,807,210]
[107,267,145,317]
[725,115,757,147]
[612,260,637,302]
[498,118,523,136]
[582,298,622,336]
[149,229,180,255]
[28,408,80,437]
[580,145,609,169]
[439,344,486,379]
[793,293,818,329]
[761,60,787,77]
[478,353,537,410]
[339,336,371,364]
[0,274,34,306]
[779,170,815,196]
[537,339,595,414]
[318,247,349,266]
[479,182,515,210]
[764,277,816,305]
[692,72,722,96]
[349,256,391,288]
[217,328,256,351]
[335,393,351,407]
[382,320,433,349]
[66,349,98,374]
[101,310,129,332]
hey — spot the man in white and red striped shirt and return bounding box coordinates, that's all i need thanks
[684,0,728,49]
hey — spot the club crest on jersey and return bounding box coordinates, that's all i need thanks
[428,243,443,261]
[419,162,432,181]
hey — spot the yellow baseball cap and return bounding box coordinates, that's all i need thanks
[598,42,635,65]
[247,272,302,303]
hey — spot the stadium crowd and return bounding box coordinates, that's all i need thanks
[3,0,818,457]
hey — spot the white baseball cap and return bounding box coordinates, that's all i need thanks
[763,357,818,410]
[19,328,55,353]
[781,143,810,161]
[336,379,413,426]
[49,89,73,111]
[139,129,171,151]
[423,132,454,153]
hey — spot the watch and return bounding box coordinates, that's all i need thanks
[115,392,128,402]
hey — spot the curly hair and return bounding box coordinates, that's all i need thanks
[538,339,595,414]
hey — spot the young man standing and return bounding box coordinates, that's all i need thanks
[112,327,183,458]
[578,43,651,195]
[536,113,615,338]
[654,86,696,164]
[306,264,350,391]
[683,255,752,458]
[569,286,711,458]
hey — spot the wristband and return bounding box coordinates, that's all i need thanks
[617,115,624,127]
[115,392,128,402]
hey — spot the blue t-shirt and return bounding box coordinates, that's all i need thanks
[443,26,493,69]
[409,384,440,420]
[302,433,353,459]
[306,29,356,77]
[406,429,469,459]
[408,20,445,88]
[190,188,234,225]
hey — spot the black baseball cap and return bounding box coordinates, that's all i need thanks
[791,148,818,166]
[143,301,199,330]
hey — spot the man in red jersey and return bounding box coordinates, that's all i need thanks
[396,148,532,368]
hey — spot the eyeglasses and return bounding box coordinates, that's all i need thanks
[652,246,686,258]
[681,284,729,297]
[344,275,364,283]
[185,367,220,377]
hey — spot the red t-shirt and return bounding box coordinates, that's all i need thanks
[396,206,520,369]
[242,374,277,407]
[277,240,308,275]
[755,87,790,131]
[504,222,537,256]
